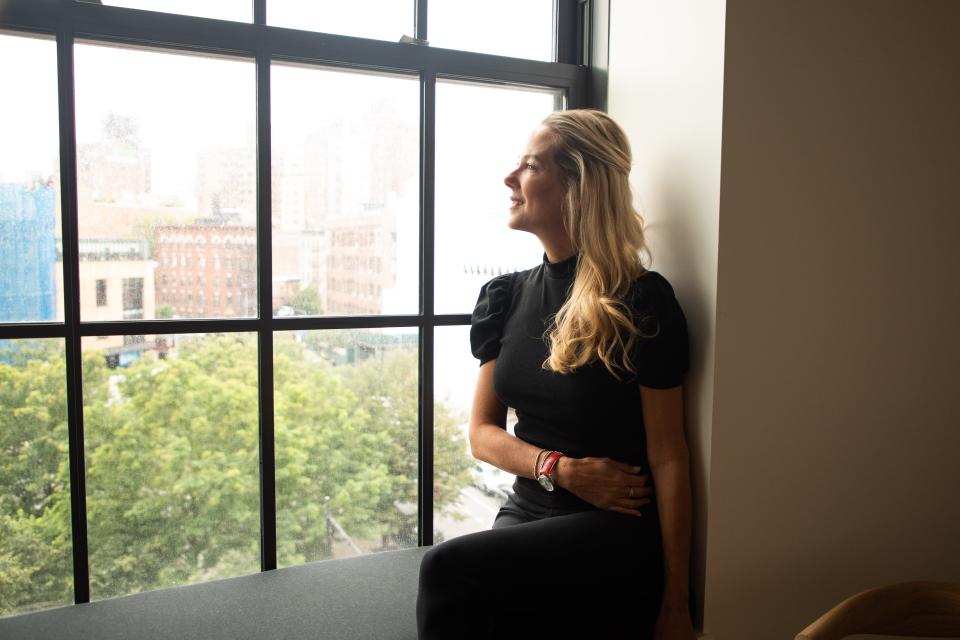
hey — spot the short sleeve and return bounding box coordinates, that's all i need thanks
[469,273,517,365]
[627,272,690,389]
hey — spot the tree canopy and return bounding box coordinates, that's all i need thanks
[0,333,472,615]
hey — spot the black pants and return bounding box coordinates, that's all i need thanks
[416,491,664,639]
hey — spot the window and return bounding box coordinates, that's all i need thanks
[0,0,586,616]
[122,278,144,320]
[269,0,413,41]
[0,33,59,324]
[96,279,107,306]
[429,0,556,61]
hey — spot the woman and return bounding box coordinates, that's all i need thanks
[417,109,696,640]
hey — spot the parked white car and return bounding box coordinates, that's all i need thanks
[472,463,514,501]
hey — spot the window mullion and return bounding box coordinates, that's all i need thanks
[415,0,428,42]
[57,26,91,605]
[555,0,579,64]
[255,50,277,572]
[418,68,436,546]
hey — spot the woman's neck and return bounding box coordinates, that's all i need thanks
[540,234,576,264]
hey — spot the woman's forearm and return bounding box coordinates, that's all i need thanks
[469,422,544,480]
[651,452,692,608]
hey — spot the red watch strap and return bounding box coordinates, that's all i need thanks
[539,452,563,478]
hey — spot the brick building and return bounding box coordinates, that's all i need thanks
[155,221,256,318]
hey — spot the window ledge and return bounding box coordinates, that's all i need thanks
[0,547,427,640]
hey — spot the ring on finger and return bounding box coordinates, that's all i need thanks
[628,487,635,498]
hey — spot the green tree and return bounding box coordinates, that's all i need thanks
[84,335,261,598]
[0,341,75,614]
[155,305,175,319]
[0,332,474,614]
[335,345,472,526]
[286,283,322,316]
[272,332,471,563]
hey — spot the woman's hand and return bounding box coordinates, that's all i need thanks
[653,603,697,640]
[553,456,653,516]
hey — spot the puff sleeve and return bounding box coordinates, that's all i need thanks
[469,273,517,365]
[627,272,690,389]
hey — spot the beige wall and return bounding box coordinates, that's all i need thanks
[609,1,960,638]
[707,2,960,638]
[608,0,726,632]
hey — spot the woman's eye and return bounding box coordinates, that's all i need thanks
[526,162,539,171]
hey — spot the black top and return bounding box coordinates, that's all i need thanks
[470,253,689,510]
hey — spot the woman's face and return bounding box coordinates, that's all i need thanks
[504,125,567,237]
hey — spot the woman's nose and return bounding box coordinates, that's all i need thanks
[504,168,519,188]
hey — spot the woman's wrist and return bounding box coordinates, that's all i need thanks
[532,448,549,480]
[552,455,574,489]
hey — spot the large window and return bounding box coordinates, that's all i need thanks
[0,0,586,615]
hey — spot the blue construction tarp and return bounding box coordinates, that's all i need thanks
[0,182,58,322]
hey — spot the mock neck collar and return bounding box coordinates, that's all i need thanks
[542,252,579,279]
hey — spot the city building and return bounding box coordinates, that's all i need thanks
[155,221,256,318]
[324,212,396,315]
[50,238,158,365]
[197,141,256,225]
[76,113,151,209]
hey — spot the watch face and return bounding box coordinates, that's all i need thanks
[537,474,555,492]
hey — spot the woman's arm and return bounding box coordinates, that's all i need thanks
[470,359,656,512]
[468,359,544,479]
[641,384,697,639]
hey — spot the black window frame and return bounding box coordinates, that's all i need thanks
[0,0,591,606]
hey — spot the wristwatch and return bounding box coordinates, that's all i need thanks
[537,452,563,492]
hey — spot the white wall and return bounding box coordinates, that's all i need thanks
[608,0,726,631]
[613,1,960,639]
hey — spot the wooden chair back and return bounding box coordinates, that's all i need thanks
[796,581,960,640]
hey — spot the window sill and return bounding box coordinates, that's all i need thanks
[0,547,427,640]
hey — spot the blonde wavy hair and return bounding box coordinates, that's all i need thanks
[541,109,651,379]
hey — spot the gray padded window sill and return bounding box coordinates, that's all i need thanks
[0,547,427,640]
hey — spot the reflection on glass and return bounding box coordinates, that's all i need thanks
[274,328,470,564]
[435,81,559,314]
[269,0,413,41]
[0,339,72,616]
[0,34,61,324]
[83,332,260,600]
[429,0,555,61]
[272,65,419,317]
[97,0,251,23]
[74,43,256,322]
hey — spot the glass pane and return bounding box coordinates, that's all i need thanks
[269,0,413,42]
[433,325,508,543]
[429,0,555,61]
[96,1,251,23]
[75,43,256,321]
[272,65,418,316]
[276,329,454,565]
[0,34,61,323]
[435,81,560,314]
[83,332,260,600]
[0,339,72,615]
